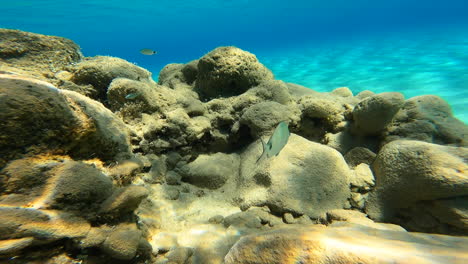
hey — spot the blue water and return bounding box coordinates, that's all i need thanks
[1,0,467,122]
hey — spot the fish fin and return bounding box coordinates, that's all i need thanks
[256,138,267,163]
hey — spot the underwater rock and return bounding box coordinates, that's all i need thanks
[298,95,348,132]
[0,74,80,167]
[0,29,82,76]
[224,224,468,264]
[240,101,298,138]
[1,158,114,212]
[100,223,143,260]
[158,59,198,90]
[179,153,240,189]
[0,237,34,256]
[195,46,274,100]
[325,209,406,231]
[421,196,468,234]
[0,74,133,167]
[140,108,212,154]
[343,146,377,167]
[352,92,405,136]
[45,160,114,211]
[223,211,263,229]
[239,134,351,218]
[383,95,468,146]
[68,55,153,101]
[107,77,160,113]
[79,225,113,248]
[99,185,149,216]
[244,80,292,105]
[331,86,353,97]
[355,90,375,99]
[0,207,91,241]
[165,246,194,263]
[285,82,318,99]
[366,140,468,234]
[350,163,375,192]
[60,89,133,161]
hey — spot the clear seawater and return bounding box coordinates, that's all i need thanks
[1,0,467,122]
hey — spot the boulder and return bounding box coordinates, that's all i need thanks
[325,209,405,231]
[0,74,80,167]
[79,226,112,248]
[423,196,468,234]
[223,211,263,229]
[69,56,153,101]
[355,90,375,100]
[0,74,132,167]
[331,86,353,97]
[350,163,375,191]
[383,95,468,146]
[0,207,90,241]
[285,82,318,99]
[224,224,468,264]
[245,80,292,105]
[45,160,114,211]
[1,158,114,213]
[60,90,133,161]
[179,153,240,189]
[343,147,377,167]
[352,92,405,135]
[158,60,198,89]
[195,46,274,100]
[238,134,351,218]
[100,223,142,260]
[240,101,298,138]
[298,95,348,132]
[366,140,468,232]
[99,185,149,216]
[0,156,58,198]
[0,29,82,76]
[165,247,194,263]
[0,237,34,256]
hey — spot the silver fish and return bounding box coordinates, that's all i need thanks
[125,92,140,99]
[256,121,290,163]
[140,49,157,55]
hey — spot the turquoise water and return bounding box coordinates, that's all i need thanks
[1,0,467,122]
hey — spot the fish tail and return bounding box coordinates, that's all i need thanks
[256,138,267,163]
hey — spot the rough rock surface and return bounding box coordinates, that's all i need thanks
[0,156,148,260]
[383,95,468,146]
[99,185,149,216]
[158,60,198,90]
[179,153,240,189]
[68,56,153,101]
[224,224,468,264]
[0,29,82,76]
[195,46,274,100]
[352,92,405,135]
[2,29,468,263]
[240,101,297,138]
[238,134,351,218]
[366,140,468,234]
[100,223,143,260]
[0,74,132,167]
[344,147,377,167]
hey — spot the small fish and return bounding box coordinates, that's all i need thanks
[140,49,157,55]
[256,121,290,163]
[125,92,140,100]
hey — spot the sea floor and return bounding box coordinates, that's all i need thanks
[256,27,468,123]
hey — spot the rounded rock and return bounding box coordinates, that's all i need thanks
[195,46,274,100]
